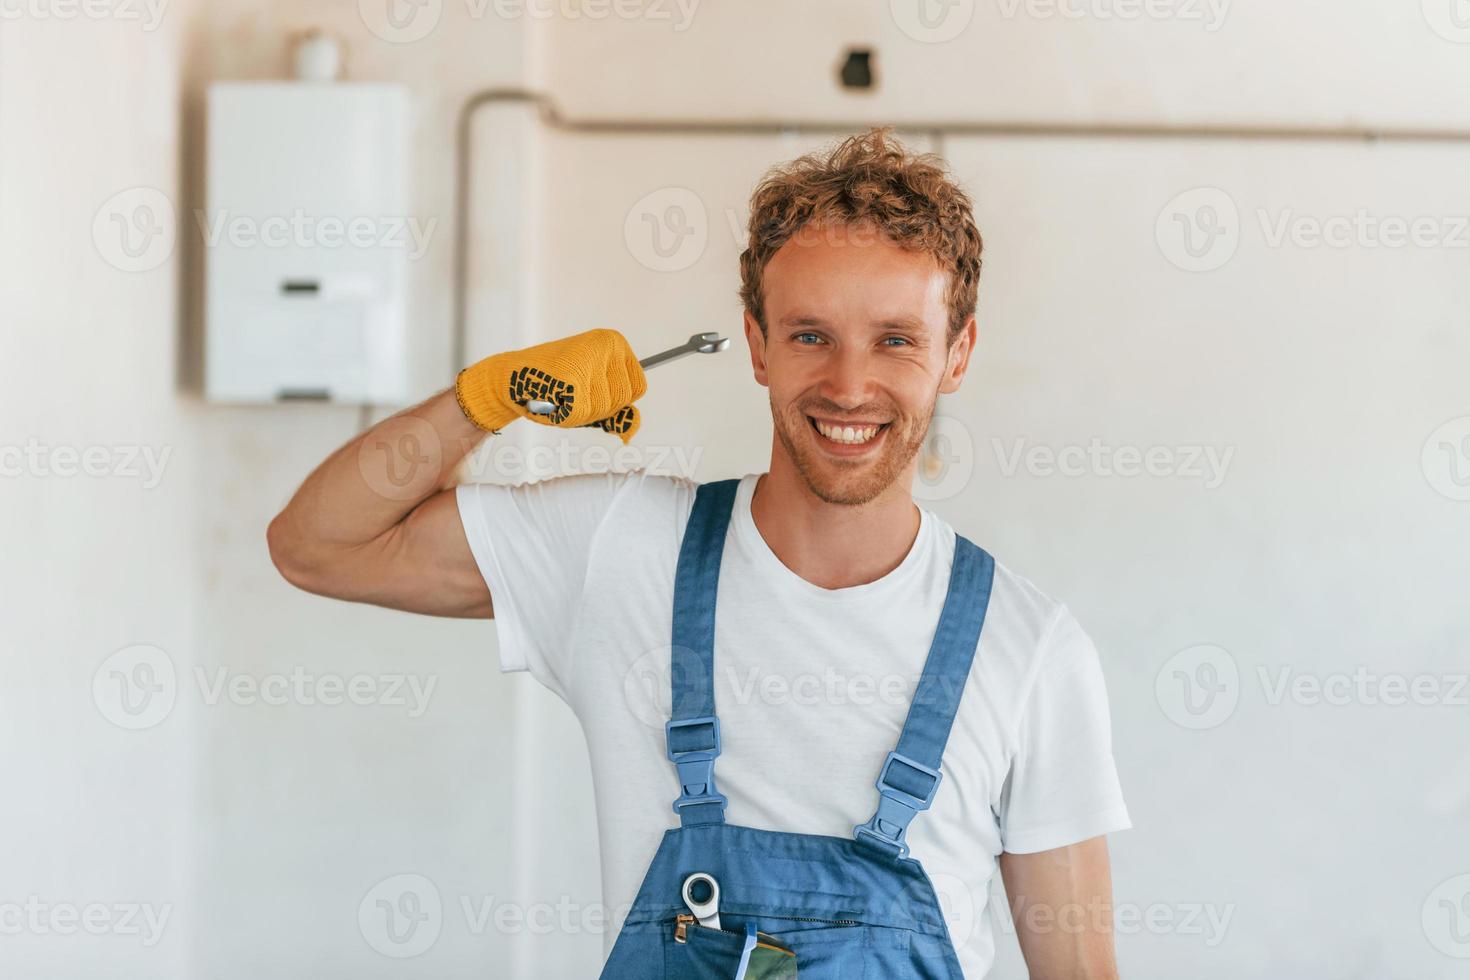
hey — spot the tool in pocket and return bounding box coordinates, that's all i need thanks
[673,873,797,978]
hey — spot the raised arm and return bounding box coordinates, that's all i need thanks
[1000,836,1121,980]
[265,328,647,618]
[266,388,497,617]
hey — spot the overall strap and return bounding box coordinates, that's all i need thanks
[855,533,997,859]
[665,478,740,827]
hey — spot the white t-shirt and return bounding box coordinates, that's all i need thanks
[457,469,1130,978]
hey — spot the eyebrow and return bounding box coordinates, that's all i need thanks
[777,313,929,332]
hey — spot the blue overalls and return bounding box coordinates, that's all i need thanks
[599,479,996,978]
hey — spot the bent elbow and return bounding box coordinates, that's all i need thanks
[266,513,320,592]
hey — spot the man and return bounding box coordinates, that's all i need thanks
[268,128,1130,978]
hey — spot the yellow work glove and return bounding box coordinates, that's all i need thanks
[454,328,647,443]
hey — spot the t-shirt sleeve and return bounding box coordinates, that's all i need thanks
[998,604,1132,854]
[455,470,633,703]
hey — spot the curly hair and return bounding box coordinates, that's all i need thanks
[738,127,982,346]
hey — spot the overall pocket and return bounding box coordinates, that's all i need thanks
[663,914,799,979]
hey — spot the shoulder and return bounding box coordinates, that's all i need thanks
[933,517,1095,697]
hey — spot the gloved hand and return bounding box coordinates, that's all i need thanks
[454,328,647,443]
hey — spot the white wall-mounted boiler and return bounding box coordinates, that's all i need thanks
[204,82,411,404]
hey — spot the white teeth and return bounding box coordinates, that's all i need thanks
[813,419,881,445]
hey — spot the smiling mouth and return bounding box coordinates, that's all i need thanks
[806,415,891,446]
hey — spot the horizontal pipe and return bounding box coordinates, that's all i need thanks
[453,86,1470,370]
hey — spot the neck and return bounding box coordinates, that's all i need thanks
[750,455,922,591]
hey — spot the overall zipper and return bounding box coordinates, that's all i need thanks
[673,912,858,945]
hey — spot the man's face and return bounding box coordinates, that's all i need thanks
[745,221,975,507]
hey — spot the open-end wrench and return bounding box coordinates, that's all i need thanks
[525,331,730,416]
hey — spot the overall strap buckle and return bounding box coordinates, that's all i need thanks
[666,715,728,821]
[853,751,942,860]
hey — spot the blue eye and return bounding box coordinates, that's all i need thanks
[794,332,821,344]
[883,336,911,346]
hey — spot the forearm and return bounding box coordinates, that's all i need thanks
[1001,837,1120,980]
[267,388,486,574]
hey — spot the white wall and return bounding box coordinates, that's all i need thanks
[6,2,1469,978]
[1,7,198,980]
[467,121,1470,976]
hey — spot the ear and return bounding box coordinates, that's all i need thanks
[938,314,977,396]
[744,310,770,388]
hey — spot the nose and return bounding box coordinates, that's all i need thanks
[816,345,878,411]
